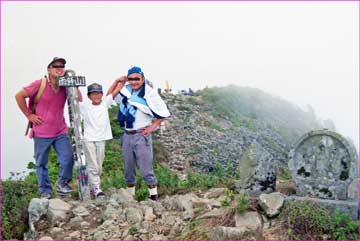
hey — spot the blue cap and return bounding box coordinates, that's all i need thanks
[87,83,103,94]
[127,66,144,77]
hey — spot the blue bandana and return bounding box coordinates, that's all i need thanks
[117,83,147,128]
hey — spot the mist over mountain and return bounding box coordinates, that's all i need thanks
[150,85,327,177]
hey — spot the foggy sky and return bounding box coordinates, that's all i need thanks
[1,1,358,178]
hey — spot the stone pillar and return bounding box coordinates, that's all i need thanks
[235,142,277,194]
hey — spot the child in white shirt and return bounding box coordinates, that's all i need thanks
[79,82,122,197]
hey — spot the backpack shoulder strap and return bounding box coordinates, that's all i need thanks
[34,76,47,103]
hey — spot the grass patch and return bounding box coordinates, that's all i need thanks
[235,192,249,214]
[177,105,191,111]
[280,200,359,240]
[186,97,200,105]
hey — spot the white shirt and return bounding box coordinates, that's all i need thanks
[80,95,114,141]
[114,93,153,130]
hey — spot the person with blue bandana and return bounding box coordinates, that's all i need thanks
[107,66,170,200]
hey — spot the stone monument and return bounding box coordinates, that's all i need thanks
[288,129,357,200]
[287,129,358,220]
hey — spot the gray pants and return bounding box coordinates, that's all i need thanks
[83,141,105,189]
[120,133,157,186]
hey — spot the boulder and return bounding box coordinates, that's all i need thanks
[259,192,285,217]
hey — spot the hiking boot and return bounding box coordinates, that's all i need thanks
[57,183,73,194]
[148,185,158,201]
[40,193,51,199]
[91,186,105,198]
[150,194,158,201]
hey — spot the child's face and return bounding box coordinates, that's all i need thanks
[88,92,103,105]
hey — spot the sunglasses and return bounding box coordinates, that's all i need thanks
[51,65,65,68]
[127,77,141,81]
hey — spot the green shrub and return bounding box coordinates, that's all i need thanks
[155,164,181,195]
[1,180,39,240]
[279,201,360,240]
[203,120,223,131]
[278,167,292,181]
[3,146,79,240]
[134,176,149,201]
[186,97,199,105]
[235,192,249,214]
[128,225,138,236]
[330,209,359,240]
[280,200,359,240]
[220,190,234,207]
[281,200,332,239]
[181,171,219,190]
[177,105,191,111]
[180,165,234,192]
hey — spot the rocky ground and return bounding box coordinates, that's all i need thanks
[27,185,294,240]
[154,94,288,176]
[24,93,358,240]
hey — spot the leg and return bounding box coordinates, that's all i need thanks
[83,141,99,189]
[95,141,105,179]
[53,134,73,185]
[95,141,106,196]
[134,135,157,186]
[34,137,53,195]
[121,134,137,186]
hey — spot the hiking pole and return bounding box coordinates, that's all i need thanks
[57,70,90,201]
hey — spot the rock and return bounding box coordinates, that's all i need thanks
[81,221,90,228]
[93,230,109,240]
[259,192,285,217]
[39,236,53,240]
[68,230,81,239]
[47,198,72,225]
[173,193,198,220]
[108,198,120,208]
[236,142,276,193]
[50,227,63,235]
[151,234,168,240]
[235,211,263,231]
[192,197,221,209]
[69,216,83,228]
[140,200,165,216]
[28,198,49,231]
[160,212,177,226]
[125,207,143,223]
[48,227,64,240]
[169,217,185,236]
[72,205,90,217]
[102,204,122,220]
[110,188,135,205]
[199,208,227,219]
[123,235,135,240]
[210,226,262,240]
[262,214,271,229]
[144,207,156,221]
[203,188,228,199]
[347,178,358,200]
